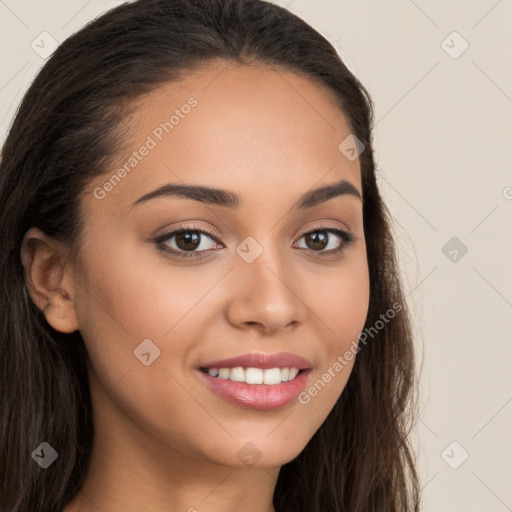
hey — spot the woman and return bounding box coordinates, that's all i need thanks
[0,0,421,510]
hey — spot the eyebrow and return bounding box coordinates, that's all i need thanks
[130,178,362,211]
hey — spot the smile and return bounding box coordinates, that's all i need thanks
[197,367,311,410]
[200,366,302,385]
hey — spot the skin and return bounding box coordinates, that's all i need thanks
[21,61,370,512]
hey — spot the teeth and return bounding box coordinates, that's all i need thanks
[204,366,301,385]
[245,367,263,384]
[218,368,231,379]
[288,367,299,380]
[229,366,245,382]
[263,368,282,385]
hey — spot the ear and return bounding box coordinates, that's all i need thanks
[20,227,79,333]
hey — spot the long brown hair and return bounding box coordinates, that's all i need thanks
[0,0,421,510]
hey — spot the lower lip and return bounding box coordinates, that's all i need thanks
[196,369,311,410]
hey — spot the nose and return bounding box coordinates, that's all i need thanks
[225,243,308,336]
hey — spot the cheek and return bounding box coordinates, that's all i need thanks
[330,262,370,345]
[73,241,228,457]
[75,235,216,342]
[298,254,369,413]
[72,238,186,385]
[306,252,370,349]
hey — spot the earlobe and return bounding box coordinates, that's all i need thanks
[44,290,80,333]
[20,227,79,333]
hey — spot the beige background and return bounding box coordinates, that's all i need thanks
[1,1,511,510]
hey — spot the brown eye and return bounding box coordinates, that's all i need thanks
[303,231,329,251]
[295,227,354,255]
[154,225,221,258]
[174,231,201,251]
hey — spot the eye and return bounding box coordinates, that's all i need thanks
[154,223,221,259]
[294,224,355,256]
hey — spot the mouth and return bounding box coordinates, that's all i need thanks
[196,366,312,410]
[199,366,307,385]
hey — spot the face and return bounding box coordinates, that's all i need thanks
[50,62,370,469]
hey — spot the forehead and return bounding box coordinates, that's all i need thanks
[85,61,361,215]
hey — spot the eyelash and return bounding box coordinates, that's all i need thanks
[153,222,356,259]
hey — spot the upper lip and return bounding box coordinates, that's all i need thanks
[199,351,313,370]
